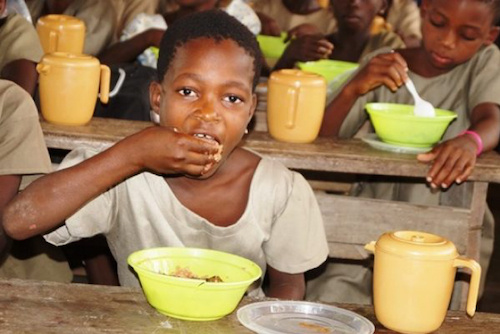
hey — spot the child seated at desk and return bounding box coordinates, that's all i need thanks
[312,0,500,306]
[3,10,329,299]
[273,0,405,71]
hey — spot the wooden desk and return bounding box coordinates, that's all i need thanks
[41,117,500,261]
[1,278,498,333]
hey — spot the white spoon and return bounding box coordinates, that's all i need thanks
[405,78,435,117]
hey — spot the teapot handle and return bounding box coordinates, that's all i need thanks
[99,64,111,104]
[48,30,58,53]
[453,256,481,317]
[285,86,299,129]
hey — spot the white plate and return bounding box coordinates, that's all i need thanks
[237,301,375,334]
[362,133,433,154]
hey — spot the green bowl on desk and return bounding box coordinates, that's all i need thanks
[365,103,457,148]
[257,33,289,60]
[128,247,261,321]
[297,59,358,83]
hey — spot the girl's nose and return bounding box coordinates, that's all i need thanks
[441,30,457,49]
[193,102,220,122]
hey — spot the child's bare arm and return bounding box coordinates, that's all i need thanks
[266,265,305,300]
[0,175,21,256]
[98,29,165,65]
[320,52,408,137]
[417,103,500,189]
[2,126,219,240]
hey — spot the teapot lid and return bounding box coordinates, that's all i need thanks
[40,52,99,68]
[376,231,458,260]
[270,69,326,86]
[37,14,85,29]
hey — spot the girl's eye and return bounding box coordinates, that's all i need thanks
[224,95,243,104]
[429,18,445,28]
[178,88,196,97]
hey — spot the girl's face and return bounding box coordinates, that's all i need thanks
[420,0,499,72]
[331,0,386,32]
[151,38,256,170]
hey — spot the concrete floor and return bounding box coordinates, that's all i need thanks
[477,183,500,313]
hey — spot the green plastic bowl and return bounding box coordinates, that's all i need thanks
[365,103,457,148]
[297,59,358,82]
[128,247,262,321]
[257,33,288,59]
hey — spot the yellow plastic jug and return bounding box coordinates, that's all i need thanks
[36,14,85,54]
[37,52,110,125]
[365,231,481,334]
[267,69,326,143]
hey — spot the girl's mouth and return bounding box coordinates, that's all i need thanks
[431,52,453,67]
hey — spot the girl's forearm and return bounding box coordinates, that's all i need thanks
[319,84,359,137]
[468,103,500,152]
[2,140,142,240]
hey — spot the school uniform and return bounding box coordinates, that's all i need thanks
[386,0,422,41]
[0,13,43,72]
[45,147,329,295]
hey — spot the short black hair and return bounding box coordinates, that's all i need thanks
[157,9,262,90]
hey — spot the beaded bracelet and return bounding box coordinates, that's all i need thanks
[460,130,483,156]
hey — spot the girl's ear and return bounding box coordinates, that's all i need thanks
[149,81,162,123]
[485,26,500,46]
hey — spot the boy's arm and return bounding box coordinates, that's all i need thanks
[1,60,38,96]
[3,126,220,240]
[266,265,305,300]
[417,103,500,188]
[319,52,409,137]
[0,175,21,257]
[273,35,333,71]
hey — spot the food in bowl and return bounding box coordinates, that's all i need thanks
[297,59,358,82]
[365,103,457,148]
[127,247,262,321]
[163,266,224,282]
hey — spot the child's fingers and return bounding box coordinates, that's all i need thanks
[455,165,474,184]
[438,158,467,189]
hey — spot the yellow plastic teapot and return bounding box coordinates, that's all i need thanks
[365,231,481,334]
[267,69,326,143]
[37,52,110,126]
[36,14,85,54]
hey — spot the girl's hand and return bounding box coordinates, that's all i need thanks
[257,12,281,36]
[348,52,408,96]
[125,126,221,177]
[417,135,479,189]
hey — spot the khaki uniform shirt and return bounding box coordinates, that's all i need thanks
[45,148,329,294]
[0,14,43,72]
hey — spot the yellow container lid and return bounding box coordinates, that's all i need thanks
[40,52,99,68]
[375,231,458,261]
[270,69,326,87]
[37,14,85,30]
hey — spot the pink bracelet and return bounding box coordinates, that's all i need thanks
[460,130,483,156]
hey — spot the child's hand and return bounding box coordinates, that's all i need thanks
[417,136,478,189]
[256,12,281,36]
[145,28,166,48]
[348,52,408,96]
[285,23,322,41]
[282,35,333,63]
[128,126,221,177]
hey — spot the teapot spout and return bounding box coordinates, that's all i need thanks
[364,241,376,253]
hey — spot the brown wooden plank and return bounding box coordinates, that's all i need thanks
[316,192,470,259]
